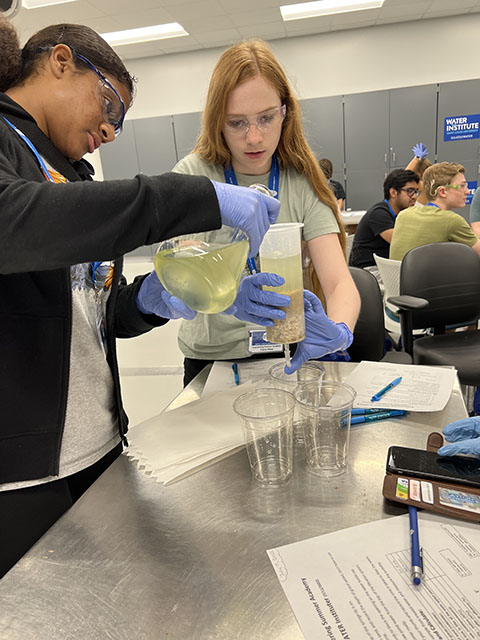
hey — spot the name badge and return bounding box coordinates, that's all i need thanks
[248,329,283,353]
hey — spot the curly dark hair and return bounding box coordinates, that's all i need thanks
[0,17,22,92]
[0,19,135,99]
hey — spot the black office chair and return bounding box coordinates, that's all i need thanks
[388,243,480,386]
[348,267,411,363]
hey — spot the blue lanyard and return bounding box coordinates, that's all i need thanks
[427,202,440,208]
[224,157,280,274]
[223,155,280,194]
[384,199,397,221]
[3,117,57,183]
[4,117,103,279]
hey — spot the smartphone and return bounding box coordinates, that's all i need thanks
[386,446,480,488]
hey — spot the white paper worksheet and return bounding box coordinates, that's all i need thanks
[268,512,480,640]
[201,358,279,397]
[343,361,456,411]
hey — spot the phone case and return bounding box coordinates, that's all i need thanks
[382,432,480,523]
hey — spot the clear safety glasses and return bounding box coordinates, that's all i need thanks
[76,53,125,137]
[224,105,287,136]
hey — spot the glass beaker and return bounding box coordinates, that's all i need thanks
[154,227,248,314]
[258,222,305,343]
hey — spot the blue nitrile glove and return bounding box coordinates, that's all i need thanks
[211,181,280,258]
[412,142,428,159]
[136,271,197,320]
[285,290,353,374]
[437,417,480,457]
[222,272,290,326]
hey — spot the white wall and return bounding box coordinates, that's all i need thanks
[125,13,480,121]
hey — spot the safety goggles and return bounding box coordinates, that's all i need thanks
[76,53,125,136]
[445,182,469,191]
[224,105,286,136]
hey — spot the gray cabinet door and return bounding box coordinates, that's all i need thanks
[172,112,202,164]
[301,95,344,170]
[133,116,177,176]
[437,79,480,166]
[344,91,389,210]
[437,80,480,221]
[389,85,437,169]
[99,120,139,180]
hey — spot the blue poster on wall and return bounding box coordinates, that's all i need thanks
[444,115,480,141]
[443,113,480,142]
[466,181,477,205]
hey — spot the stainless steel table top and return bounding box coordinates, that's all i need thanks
[0,363,467,640]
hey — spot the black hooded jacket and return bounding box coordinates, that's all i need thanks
[0,92,221,483]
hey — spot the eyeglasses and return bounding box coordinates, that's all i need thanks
[400,188,420,197]
[445,182,470,191]
[76,53,125,137]
[224,105,286,136]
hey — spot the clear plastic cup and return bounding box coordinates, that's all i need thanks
[233,388,295,487]
[154,227,248,314]
[267,361,325,444]
[294,380,356,477]
[259,223,305,344]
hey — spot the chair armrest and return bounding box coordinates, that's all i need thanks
[387,295,429,311]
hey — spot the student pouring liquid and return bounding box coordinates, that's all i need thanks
[173,39,360,386]
[0,20,282,577]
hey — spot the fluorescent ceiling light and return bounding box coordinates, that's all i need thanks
[101,23,188,47]
[281,0,384,21]
[23,0,77,7]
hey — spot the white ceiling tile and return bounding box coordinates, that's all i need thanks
[379,3,430,19]
[375,15,421,25]
[424,9,472,19]
[425,0,476,9]
[165,0,227,21]
[101,9,179,31]
[194,28,243,45]
[229,8,283,27]
[330,8,381,24]
[8,0,480,58]
[284,15,332,32]
[238,21,286,38]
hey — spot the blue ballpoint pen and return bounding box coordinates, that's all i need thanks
[371,376,402,402]
[232,363,240,386]
[409,506,423,586]
[350,410,406,425]
[351,408,393,415]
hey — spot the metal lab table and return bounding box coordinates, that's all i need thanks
[0,363,467,640]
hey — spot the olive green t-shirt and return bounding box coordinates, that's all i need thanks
[390,205,478,261]
[172,154,340,360]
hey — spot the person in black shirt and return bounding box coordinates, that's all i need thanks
[349,169,419,268]
[319,158,346,210]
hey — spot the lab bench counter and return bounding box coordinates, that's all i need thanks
[0,362,467,640]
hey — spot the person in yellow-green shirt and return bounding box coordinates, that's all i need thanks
[390,162,480,261]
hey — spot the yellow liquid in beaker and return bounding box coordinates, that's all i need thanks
[154,240,248,314]
[260,253,305,343]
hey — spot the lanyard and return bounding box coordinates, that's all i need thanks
[4,117,103,283]
[384,199,397,221]
[3,117,57,183]
[224,156,280,274]
[223,155,280,195]
[426,202,440,208]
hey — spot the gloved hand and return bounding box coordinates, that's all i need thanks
[211,181,280,258]
[223,272,290,326]
[412,142,428,159]
[437,417,480,457]
[136,271,197,320]
[285,290,353,374]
